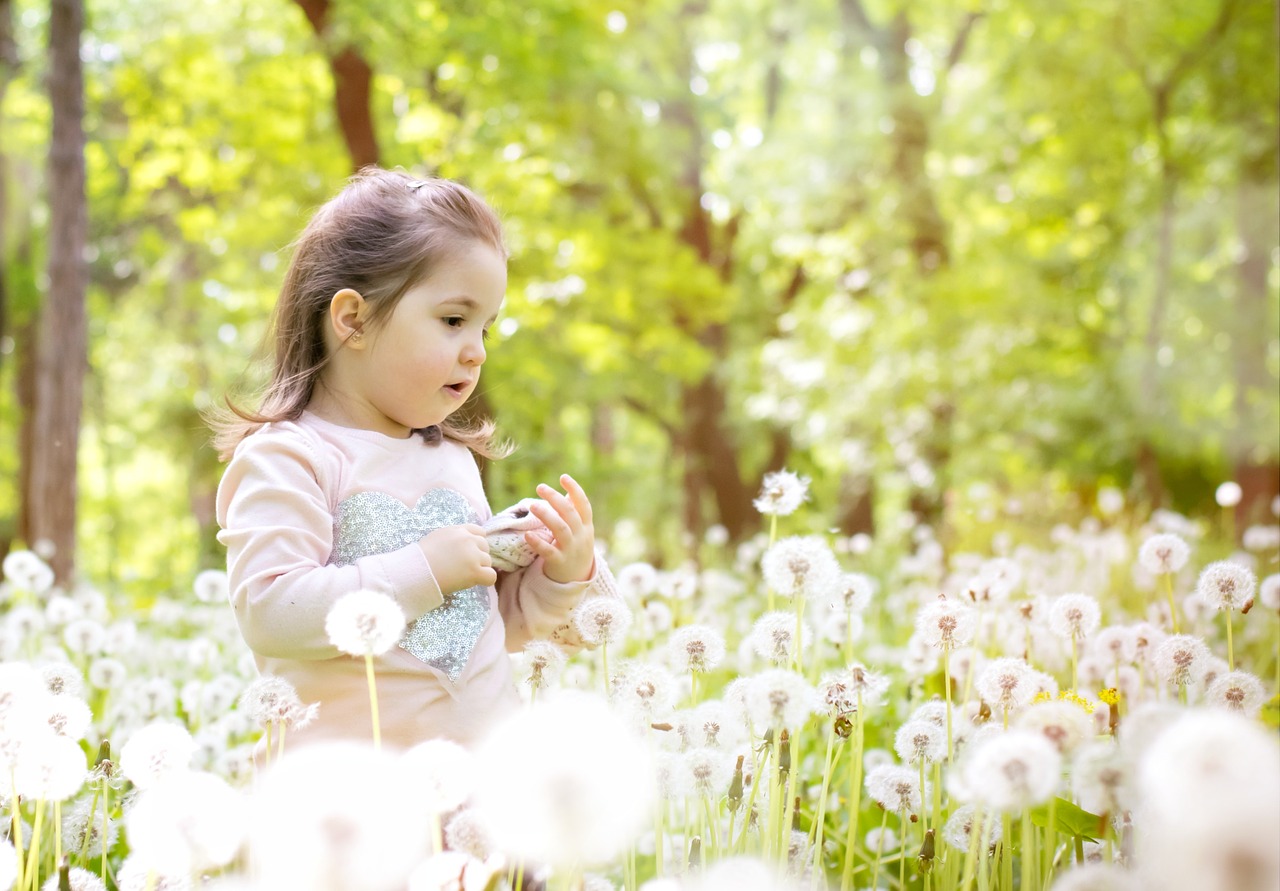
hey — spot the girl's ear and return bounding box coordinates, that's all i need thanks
[329,288,369,347]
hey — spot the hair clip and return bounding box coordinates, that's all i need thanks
[407,179,429,191]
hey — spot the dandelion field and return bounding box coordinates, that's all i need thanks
[1,476,1278,891]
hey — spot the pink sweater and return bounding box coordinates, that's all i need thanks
[216,412,600,751]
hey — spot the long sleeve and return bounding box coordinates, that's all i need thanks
[216,430,444,661]
[495,557,598,652]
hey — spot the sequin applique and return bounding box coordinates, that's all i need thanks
[329,488,490,682]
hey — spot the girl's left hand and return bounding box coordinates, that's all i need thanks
[526,474,595,584]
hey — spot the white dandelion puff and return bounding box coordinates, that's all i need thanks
[443,807,493,861]
[1138,534,1190,575]
[941,804,1002,852]
[1205,670,1267,717]
[1048,863,1141,891]
[325,589,407,656]
[238,675,318,730]
[680,746,734,799]
[1151,634,1211,687]
[975,657,1036,713]
[865,763,927,815]
[915,597,977,649]
[473,691,655,867]
[834,573,875,613]
[1015,700,1093,755]
[1215,481,1243,507]
[1260,574,1280,611]
[846,662,891,707]
[38,867,107,891]
[744,669,817,731]
[400,739,476,814]
[87,657,127,690]
[113,857,192,891]
[753,469,810,517]
[1071,741,1134,816]
[746,611,805,665]
[520,640,568,692]
[962,729,1062,812]
[13,731,87,801]
[572,596,633,647]
[893,718,946,764]
[119,721,198,790]
[1048,593,1101,641]
[667,624,726,674]
[124,770,246,875]
[192,569,230,604]
[761,536,840,601]
[2,550,55,594]
[1194,561,1256,612]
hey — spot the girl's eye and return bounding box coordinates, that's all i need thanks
[444,316,465,328]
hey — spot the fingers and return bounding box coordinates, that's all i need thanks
[532,486,579,539]
[559,474,594,526]
[478,566,498,586]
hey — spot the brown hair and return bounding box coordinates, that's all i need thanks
[210,167,511,460]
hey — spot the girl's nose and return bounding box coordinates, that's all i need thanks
[461,333,486,366]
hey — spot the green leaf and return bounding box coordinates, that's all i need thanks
[1030,798,1104,841]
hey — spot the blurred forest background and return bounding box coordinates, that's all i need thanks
[0,0,1276,597]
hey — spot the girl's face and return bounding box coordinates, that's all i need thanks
[347,240,507,437]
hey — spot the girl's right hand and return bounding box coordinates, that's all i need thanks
[420,524,497,594]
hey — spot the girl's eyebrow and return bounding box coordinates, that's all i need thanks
[438,296,499,323]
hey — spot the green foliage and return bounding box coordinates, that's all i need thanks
[0,0,1275,592]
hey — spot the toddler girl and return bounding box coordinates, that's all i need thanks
[212,167,614,751]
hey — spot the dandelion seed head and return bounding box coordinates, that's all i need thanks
[616,563,659,601]
[835,573,875,613]
[975,657,1036,712]
[1136,709,1280,891]
[1260,574,1280,611]
[520,640,568,691]
[325,590,407,656]
[1151,634,1210,687]
[680,746,734,799]
[1205,670,1266,717]
[761,536,840,602]
[572,596,634,647]
[1138,533,1190,575]
[2,550,55,594]
[1241,524,1280,553]
[114,857,193,891]
[845,662,890,707]
[746,611,805,665]
[443,807,493,860]
[753,469,810,517]
[192,569,230,604]
[1194,561,1256,612]
[962,729,1062,811]
[1048,593,1101,641]
[119,721,197,790]
[1015,700,1092,755]
[400,739,476,814]
[893,718,946,764]
[1091,626,1138,665]
[125,770,246,875]
[1215,481,1243,507]
[941,803,1001,852]
[1071,741,1134,817]
[865,763,927,814]
[743,669,817,731]
[39,867,107,891]
[39,661,83,698]
[248,741,433,891]
[1049,863,1142,891]
[12,730,87,801]
[915,597,977,649]
[473,691,655,867]
[667,624,726,674]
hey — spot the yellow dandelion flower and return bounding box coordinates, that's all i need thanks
[1057,689,1095,713]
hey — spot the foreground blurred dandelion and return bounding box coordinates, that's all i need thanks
[325,589,407,749]
[473,691,655,872]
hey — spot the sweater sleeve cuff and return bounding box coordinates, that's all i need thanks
[368,543,445,618]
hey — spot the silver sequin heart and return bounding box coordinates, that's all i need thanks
[329,488,490,682]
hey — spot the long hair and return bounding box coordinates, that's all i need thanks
[210,167,511,461]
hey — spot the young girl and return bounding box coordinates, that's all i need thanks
[212,167,614,752]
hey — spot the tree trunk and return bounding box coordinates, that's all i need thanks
[1230,148,1280,528]
[292,0,380,171]
[28,0,88,583]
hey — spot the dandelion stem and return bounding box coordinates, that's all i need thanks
[960,805,985,891]
[780,728,800,856]
[808,722,839,891]
[54,801,62,880]
[1162,573,1180,634]
[868,807,889,891]
[737,737,769,854]
[1020,810,1033,891]
[79,786,100,864]
[898,809,908,890]
[601,642,610,699]
[1000,813,1012,891]
[793,595,806,676]
[11,769,24,891]
[839,699,864,891]
[943,645,954,761]
[1044,795,1057,884]
[364,651,381,751]
[24,798,44,891]
[101,779,110,887]
[1224,610,1234,671]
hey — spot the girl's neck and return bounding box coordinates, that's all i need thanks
[305,387,412,439]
